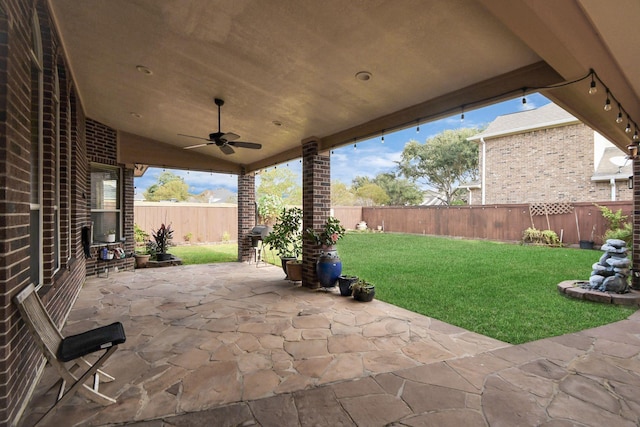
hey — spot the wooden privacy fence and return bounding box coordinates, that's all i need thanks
[361,201,632,246]
[134,201,631,246]
[134,202,238,244]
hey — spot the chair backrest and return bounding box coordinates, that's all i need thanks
[14,284,64,362]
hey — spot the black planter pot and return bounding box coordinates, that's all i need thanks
[579,240,595,249]
[353,286,375,302]
[338,276,358,297]
[156,253,172,261]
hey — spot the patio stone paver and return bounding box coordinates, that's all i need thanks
[18,263,640,426]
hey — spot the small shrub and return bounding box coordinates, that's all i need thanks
[597,204,632,247]
[222,231,230,243]
[522,227,560,246]
[184,232,193,243]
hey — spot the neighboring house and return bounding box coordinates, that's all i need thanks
[465,103,632,205]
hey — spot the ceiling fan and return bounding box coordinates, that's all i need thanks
[179,98,262,155]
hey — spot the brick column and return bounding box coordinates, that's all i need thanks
[237,169,256,262]
[633,158,640,290]
[302,138,330,288]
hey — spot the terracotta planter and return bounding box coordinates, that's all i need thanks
[134,254,150,268]
[286,260,303,282]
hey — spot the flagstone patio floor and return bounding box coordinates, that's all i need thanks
[19,263,640,426]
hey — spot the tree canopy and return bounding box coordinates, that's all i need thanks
[351,173,423,206]
[257,168,302,206]
[143,171,190,202]
[398,128,479,205]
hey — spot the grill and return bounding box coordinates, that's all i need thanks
[248,225,271,248]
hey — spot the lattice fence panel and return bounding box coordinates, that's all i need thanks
[529,202,574,216]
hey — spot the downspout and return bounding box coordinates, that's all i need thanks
[610,178,616,201]
[481,137,486,205]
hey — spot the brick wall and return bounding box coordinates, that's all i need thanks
[302,139,331,288]
[470,124,632,204]
[85,119,135,275]
[237,169,256,262]
[0,1,90,424]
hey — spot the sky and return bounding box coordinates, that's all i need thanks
[134,93,551,197]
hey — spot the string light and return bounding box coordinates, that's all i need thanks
[625,117,632,133]
[588,73,597,95]
[522,89,527,105]
[617,104,624,123]
[460,106,465,122]
[604,91,612,111]
[381,130,385,144]
[634,128,639,140]
[416,120,420,133]
[353,143,357,150]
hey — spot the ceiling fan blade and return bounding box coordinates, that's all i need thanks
[228,141,262,149]
[220,144,235,155]
[221,132,240,142]
[183,143,212,150]
[178,133,212,142]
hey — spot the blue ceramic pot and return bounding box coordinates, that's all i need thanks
[316,253,342,288]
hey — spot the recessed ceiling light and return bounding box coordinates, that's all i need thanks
[129,112,141,118]
[355,71,372,81]
[272,120,282,126]
[136,65,152,75]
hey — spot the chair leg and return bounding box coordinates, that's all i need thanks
[34,346,119,426]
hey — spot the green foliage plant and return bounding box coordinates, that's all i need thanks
[306,216,346,247]
[262,207,303,258]
[596,204,632,247]
[257,194,284,225]
[522,227,560,246]
[134,224,149,243]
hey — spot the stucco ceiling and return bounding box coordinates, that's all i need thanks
[47,0,640,174]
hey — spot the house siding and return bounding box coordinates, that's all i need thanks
[470,123,632,204]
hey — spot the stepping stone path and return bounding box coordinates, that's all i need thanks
[585,239,630,294]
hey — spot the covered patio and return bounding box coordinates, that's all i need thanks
[21,263,640,426]
[4,1,640,425]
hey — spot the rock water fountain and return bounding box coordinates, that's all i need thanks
[584,239,630,294]
[557,238,640,305]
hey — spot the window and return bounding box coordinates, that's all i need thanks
[90,164,121,243]
[53,67,60,272]
[30,11,43,288]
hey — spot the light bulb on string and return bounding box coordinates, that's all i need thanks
[634,128,639,141]
[416,120,420,133]
[354,143,357,151]
[616,105,624,123]
[460,107,465,122]
[604,92,612,111]
[521,89,527,105]
[588,73,597,95]
[625,118,632,134]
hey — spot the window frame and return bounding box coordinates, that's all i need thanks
[90,163,122,244]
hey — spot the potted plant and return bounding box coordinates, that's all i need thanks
[338,275,358,296]
[306,216,346,287]
[263,207,303,276]
[106,229,116,243]
[152,223,173,261]
[285,259,303,282]
[351,279,375,302]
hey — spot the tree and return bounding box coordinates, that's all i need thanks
[398,128,479,205]
[351,173,422,206]
[257,168,302,205]
[355,183,389,206]
[143,171,190,201]
[372,172,423,206]
[331,181,358,206]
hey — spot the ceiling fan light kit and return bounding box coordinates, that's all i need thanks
[180,98,262,155]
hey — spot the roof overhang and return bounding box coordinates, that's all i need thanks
[47,0,640,174]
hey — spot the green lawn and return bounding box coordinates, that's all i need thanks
[166,235,636,345]
[338,233,635,344]
[169,244,238,265]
